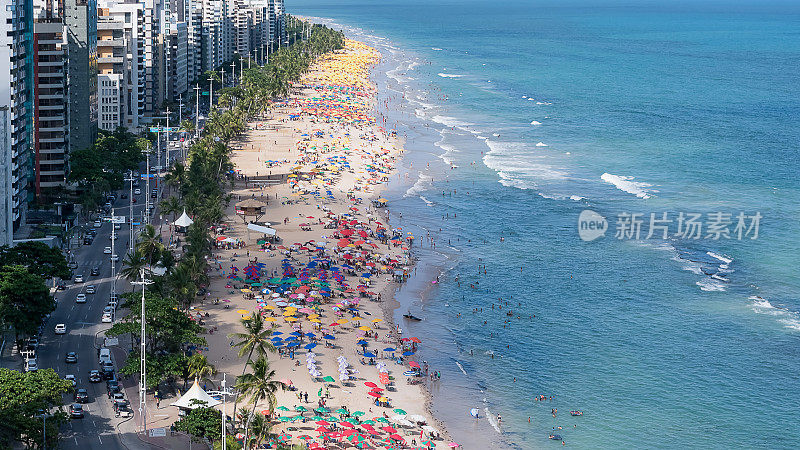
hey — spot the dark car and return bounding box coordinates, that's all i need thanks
[114,400,132,417]
[89,370,102,383]
[90,267,100,276]
[101,366,115,380]
[121,193,128,199]
[69,403,84,418]
[56,283,67,291]
[111,392,125,403]
[75,388,89,403]
[65,352,77,363]
[84,237,93,245]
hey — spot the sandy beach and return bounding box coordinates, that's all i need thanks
[190,40,454,448]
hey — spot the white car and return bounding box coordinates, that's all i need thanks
[103,246,112,254]
[76,293,86,303]
[65,374,76,386]
[101,313,113,323]
[133,188,141,195]
[25,360,38,372]
[113,223,121,230]
[74,275,84,283]
[55,323,67,334]
[86,285,96,294]
[94,220,102,228]
[110,254,119,262]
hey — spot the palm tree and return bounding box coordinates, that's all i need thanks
[168,263,196,310]
[120,250,147,282]
[165,162,188,198]
[160,196,182,222]
[137,224,164,267]
[235,356,284,445]
[187,353,216,384]
[228,313,276,427]
[248,413,272,448]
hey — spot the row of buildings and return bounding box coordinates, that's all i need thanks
[0,0,288,245]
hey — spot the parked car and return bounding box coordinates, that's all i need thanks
[69,403,84,418]
[56,283,67,291]
[65,352,78,363]
[54,324,66,334]
[101,313,113,323]
[83,237,93,245]
[75,388,89,403]
[115,400,132,417]
[94,220,102,228]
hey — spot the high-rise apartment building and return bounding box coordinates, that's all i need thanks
[97,0,145,131]
[0,0,32,230]
[65,0,98,152]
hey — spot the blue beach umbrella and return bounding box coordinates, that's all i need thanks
[287,342,300,348]
[403,351,414,356]
[304,343,317,350]
[363,352,376,358]
[323,335,335,340]
[383,347,396,352]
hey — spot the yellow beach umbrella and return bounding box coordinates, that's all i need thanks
[241,289,252,293]
[242,316,251,320]
[263,305,275,310]
[337,318,349,325]
[310,319,321,323]
[352,316,365,321]
[358,326,372,331]
[237,309,250,314]
[285,317,298,322]
[285,306,298,311]
[283,311,296,317]
[372,318,383,323]
[264,317,277,322]
[308,314,319,319]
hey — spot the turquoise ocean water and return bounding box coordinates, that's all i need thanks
[292,1,800,448]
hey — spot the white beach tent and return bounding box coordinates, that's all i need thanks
[247,222,276,236]
[174,209,194,228]
[171,379,221,409]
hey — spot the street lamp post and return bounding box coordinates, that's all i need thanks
[125,171,135,254]
[131,271,153,435]
[208,374,235,450]
[144,146,151,225]
[208,75,214,113]
[193,84,200,139]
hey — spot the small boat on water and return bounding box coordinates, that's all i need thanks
[570,410,583,416]
[403,312,422,321]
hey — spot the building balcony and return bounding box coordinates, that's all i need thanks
[38,147,66,155]
[97,22,124,30]
[36,50,64,56]
[37,70,64,78]
[37,61,63,67]
[39,104,64,110]
[38,94,63,100]
[39,137,66,143]
[98,38,125,47]
[36,83,64,89]
[98,56,124,64]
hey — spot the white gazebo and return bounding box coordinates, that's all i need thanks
[171,379,221,410]
[174,209,194,229]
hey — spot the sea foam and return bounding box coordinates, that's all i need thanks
[600,173,654,199]
[438,73,464,78]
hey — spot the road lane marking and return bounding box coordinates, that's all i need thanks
[98,435,102,444]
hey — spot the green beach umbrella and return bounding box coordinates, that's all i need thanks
[345,418,360,424]
[361,419,375,425]
[309,415,324,421]
[295,406,308,412]
[351,411,365,416]
[393,408,407,415]
[278,416,293,422]
[335,408,349,415]
[325,416,339,422]
[251,282,262,287]
[322,376,336,383]
[375,417,389,423]
[276,406,290,412]
[315,407,330,414]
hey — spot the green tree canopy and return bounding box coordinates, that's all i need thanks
[0,368,73,448]
[174,407,222,442]
[0,265,55,343]
[0,242,70,280]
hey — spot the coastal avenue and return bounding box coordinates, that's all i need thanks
[32,139,181,449]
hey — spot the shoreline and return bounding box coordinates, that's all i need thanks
[199,38,457,448]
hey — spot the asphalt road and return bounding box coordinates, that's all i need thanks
[35,144,181,449]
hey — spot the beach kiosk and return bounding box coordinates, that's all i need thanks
[173,209,193,233]
[235,198,267,240]
[372,198,388,208]
[171,379,221,415]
